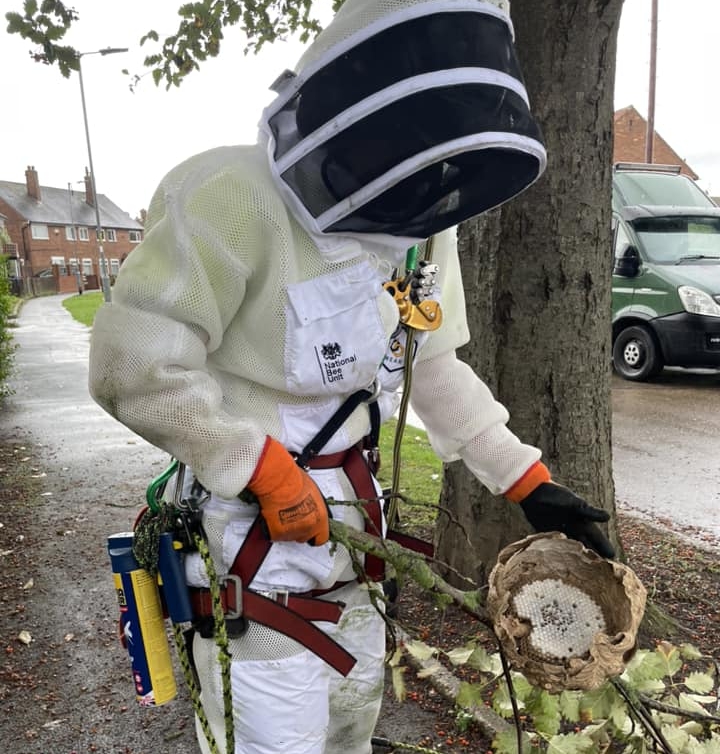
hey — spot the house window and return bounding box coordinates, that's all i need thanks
[31,223,49,240]
[82,258,92,275]
[68,258,80,273]
[50,255,67,275]
[66,226,77,241]
[110,258,120,276]
[77,227,89,241]
[129,230,142,243]
[105,229,117,242]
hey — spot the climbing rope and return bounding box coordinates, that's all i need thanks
[387,236,437,530]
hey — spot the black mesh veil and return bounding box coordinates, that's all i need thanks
[263,6,546,238]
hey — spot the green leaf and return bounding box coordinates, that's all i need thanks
[679,643,704,660]
[493,729,534,754]
[446,645,476,666]
[492,681,519,718]
[559,691,582,722]
[693,736,720,754]
[623,649,669,685]
[387,647,403,667]
[678,692,712,716]
[609,694,630,730]
[546,732,598,754]
[404,639,436,662]
[679,721,706,737]
[635,678,667,693]
[416,661,444,679]
[457,680,484,709]
[508,673,535,704]
[579,683,619,721]
[527,690,561,736]
[391,664,406,702]
[656,642,683,676]
[685,671,715,694]
[468,646,503,674]
[659,725,691,752]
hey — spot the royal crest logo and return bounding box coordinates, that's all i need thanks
[321,342,342,360]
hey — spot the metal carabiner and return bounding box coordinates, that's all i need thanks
[145,459,180,513]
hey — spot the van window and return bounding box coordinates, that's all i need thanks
[631,215,720,264]
[614,218,632,257]
[613,172,714,208]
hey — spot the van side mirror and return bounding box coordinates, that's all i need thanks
[614,245,640,277]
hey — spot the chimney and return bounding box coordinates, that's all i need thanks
[84,167,95,207]
[25,166,41,201]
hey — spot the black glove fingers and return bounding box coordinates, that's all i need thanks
[578,503,611,523]
[566,522,616,559]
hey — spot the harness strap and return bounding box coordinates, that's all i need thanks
[191,517,357,676]
[294,384,379,468]
[306,445,435,576]
[189,583,345,624]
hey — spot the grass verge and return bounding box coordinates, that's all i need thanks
[62,291,104,326]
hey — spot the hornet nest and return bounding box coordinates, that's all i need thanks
[487,532,646,693]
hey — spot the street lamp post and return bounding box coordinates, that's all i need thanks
[67,181,84,295]
[76,47,128,302]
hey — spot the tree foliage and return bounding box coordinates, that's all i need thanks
[5,0,344,88]
[0,243,18,402]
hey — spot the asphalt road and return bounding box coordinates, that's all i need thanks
[612,367,720,546]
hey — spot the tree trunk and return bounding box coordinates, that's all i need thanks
[436,0,625,586]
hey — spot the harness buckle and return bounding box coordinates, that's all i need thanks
[220,573,243,620]
[364,379,381,403]
[258,588,290,607]
[273,589,289,607]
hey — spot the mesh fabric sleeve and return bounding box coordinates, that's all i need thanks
[88,151,268,498]
[410,352,542,496]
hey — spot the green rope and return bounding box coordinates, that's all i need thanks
[172,623,221,754]
[132,503,175,574]
[195,531,235,754]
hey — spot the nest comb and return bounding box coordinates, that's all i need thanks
[487,532,646,693]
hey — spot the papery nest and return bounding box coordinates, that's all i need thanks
[487,532,646,693]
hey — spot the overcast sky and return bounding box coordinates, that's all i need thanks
[1,0,718,219]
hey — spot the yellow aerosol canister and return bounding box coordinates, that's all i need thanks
[107,532,177,707]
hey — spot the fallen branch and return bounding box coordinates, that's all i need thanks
[329,518,490,626]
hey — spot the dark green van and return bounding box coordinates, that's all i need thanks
[611,164,720,380]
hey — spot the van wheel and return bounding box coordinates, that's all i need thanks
[613,325,664,381]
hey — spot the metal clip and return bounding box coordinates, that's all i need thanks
[220,574,243,620]
[365,379,381,403]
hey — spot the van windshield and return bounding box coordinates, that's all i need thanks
[614,171,715,208]
[632,216,720,264]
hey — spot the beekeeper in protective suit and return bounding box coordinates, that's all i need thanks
[89,0,614,752]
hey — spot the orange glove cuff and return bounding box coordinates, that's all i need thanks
[504,461,552,503]
[248,437,329,545]
[249,436,304,498]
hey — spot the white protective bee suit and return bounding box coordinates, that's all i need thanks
[89,1,550,752]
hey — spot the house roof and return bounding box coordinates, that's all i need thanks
[0,181,142,230]
[614,105,699,180]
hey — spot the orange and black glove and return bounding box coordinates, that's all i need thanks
[247,437,330,546]
[506,462,615,559]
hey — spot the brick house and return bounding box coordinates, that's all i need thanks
[0,166,143,294]
[613,105,699,178]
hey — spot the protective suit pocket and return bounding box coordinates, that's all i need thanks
[284,260,391,395]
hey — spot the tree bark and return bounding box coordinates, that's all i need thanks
[436,0,625,585]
